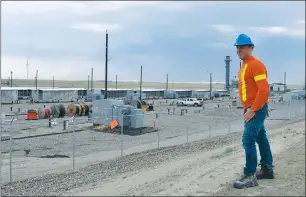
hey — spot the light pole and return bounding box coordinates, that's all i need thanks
[10,71,13,88]
[204,71,212,99]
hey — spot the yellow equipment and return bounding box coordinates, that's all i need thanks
[137,100,153,111]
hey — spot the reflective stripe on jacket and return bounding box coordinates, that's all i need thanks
[238,56,270,111]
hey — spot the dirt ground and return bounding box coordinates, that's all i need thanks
[65,120,305,196]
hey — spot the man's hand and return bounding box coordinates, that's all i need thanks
[244,108,256,122]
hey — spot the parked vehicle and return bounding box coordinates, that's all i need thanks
[177,98,203,107]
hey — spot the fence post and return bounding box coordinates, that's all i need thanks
[301,102,304,118]
[186,124,189,144]
[156,113,160,149]
[289,98,292,119]
[72,116,75,171]
[9,118,15,183]
[48,118,52,128]
[228,106,231,134]
[0,114,3,188]
[121,113,124,157]
[209,115,212,139]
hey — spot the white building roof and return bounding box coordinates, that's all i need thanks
[0,87,86,91]
[1,87,56,91]
[192,89,210,92]
[0,87,229,93]
[39,88,86,91]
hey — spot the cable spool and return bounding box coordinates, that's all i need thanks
[66,104,76,117]
[84,104,90,116]
[67,103,81,117]
[79,102,86,116]
[37,108,45,119]
[87,102,92,109]
[50,105,60,118]
[86,102,93,114]
[58,104,66,118]
[55,105,60,118]
[77,104,83,116]
[44,107,51,118]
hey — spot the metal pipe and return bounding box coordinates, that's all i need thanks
[224,56,231,91]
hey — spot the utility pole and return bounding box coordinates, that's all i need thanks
[35,70,38,101]
[52,76,54,89]
[87,75,90,90]
[35,70,38,90]
[166,74,168,90]
[25,58,30,80]
[209,72,212,100]
[140,65,143,100]
[104,29,109,99]
[91,68,93,92]
[116,75,118,89]
[10,71,13,87]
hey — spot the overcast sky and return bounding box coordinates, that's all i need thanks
[1,1,305,84]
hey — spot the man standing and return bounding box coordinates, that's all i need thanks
[232,34,275,189]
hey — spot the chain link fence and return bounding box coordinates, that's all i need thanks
[0,97,304,184]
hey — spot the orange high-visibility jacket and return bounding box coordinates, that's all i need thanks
[238,56,270,111]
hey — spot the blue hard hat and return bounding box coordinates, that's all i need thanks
[234,34,254,46]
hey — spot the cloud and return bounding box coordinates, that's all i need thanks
[296,19,305,25]
[248,26,305,38]
[204,43,230,49]
[71,23,122,33]
[211,24,238,34]
[1,1,305,85]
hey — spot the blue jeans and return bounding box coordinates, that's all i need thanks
[243,103,273,176]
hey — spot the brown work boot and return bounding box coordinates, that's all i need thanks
[232,174,258,189]
[256,164,275,179]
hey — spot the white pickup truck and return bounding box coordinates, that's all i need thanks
[177,98,203,107]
